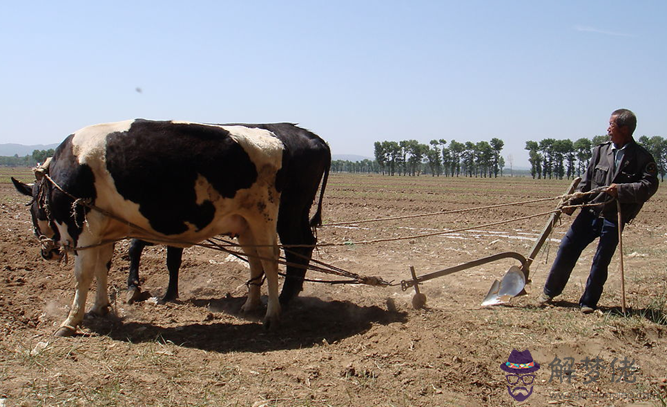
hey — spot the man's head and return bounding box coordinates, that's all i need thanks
[608,109,636,148]
[500,349,540,402]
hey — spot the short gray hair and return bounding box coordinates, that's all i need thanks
[612,108,637,135]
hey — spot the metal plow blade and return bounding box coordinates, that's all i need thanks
[481,266,526,306]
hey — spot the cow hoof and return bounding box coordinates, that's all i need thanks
[263,315,280,331]
[55,325,77,337]
[126,287,142,304]
[241,300,262,314]
[89,305,111,317]
[158,294,178,304]
[127,287,152,304]
[279,293,298,308]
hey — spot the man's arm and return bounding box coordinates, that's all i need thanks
[612,156,659,203]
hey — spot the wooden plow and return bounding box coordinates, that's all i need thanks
[400,177,581,309]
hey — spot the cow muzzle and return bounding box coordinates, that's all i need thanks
[41,247,63,261]
[38,236,63,261]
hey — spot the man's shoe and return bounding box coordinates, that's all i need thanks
[580,305,595,314]
[538,293,553,304]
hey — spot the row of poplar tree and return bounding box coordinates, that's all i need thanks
[526,135,666,180]
[372,139,506,177]
[328,136,666,180]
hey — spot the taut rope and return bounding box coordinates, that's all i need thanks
[39,173,611,252]
[32,173,616,286]
[326,195,566,227]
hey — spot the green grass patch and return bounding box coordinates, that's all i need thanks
[0,166,33,185]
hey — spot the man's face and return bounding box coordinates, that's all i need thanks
[608,115,630,147]
[506,373,535,402]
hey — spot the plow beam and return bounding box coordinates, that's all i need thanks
[402,252,527,309]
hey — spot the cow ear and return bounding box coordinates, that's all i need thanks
[11,177,33,196]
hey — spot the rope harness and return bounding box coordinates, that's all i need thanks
[30,172,614,286]
[28,174,62,259]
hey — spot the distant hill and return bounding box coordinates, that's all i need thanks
[332,154,373,162]
[0,143,59,157]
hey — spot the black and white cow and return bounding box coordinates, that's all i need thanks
[127,123,331,305]
[12,119,329,336]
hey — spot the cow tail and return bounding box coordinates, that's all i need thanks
[309,153,331,228]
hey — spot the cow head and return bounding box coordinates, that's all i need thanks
[12,170,63,261]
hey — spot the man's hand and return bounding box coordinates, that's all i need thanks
[605,183,619,198]
[561,205,576,216]
[560,199,576,215]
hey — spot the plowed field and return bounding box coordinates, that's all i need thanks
[2,170,666,406]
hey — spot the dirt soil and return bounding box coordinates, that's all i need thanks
[1,173,666,406]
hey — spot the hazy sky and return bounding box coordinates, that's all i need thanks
[1,1,665,167]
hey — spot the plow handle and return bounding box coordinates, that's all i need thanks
[521,177,581,281]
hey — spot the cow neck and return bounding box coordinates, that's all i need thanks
[42,173,181,249]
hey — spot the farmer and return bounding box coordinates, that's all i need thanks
[539,108,659,313]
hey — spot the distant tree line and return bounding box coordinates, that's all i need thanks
[525,137,597,180]
[371,139,505,177]
[330,159,381,173]
[331,139,506,177]
[330,135,666,180]
[639,136,667,181]
[0,149,54,167]
[526,135,666,181]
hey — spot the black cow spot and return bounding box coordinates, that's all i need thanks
[105,120,258,235]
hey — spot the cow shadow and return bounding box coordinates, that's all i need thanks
[87,296,408,353]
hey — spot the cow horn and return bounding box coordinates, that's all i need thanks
[32,157,52,180]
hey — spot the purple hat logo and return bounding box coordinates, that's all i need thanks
[501,349,540,402]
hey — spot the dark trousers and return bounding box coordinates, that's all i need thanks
[543,209,622,308]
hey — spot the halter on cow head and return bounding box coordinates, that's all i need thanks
[12,158,63,260]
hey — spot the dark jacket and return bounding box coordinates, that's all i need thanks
[572,140,659,224]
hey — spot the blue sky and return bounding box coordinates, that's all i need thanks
[1,1,665,167]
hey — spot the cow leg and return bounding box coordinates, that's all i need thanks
[161,246,183,303]
[247,225,281,329]
[127,239,148,303]
[238,233,264,313]
[90,243,115,316]
[57,244,112,336]
[278,207,315,305]
[280,245,313,304]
